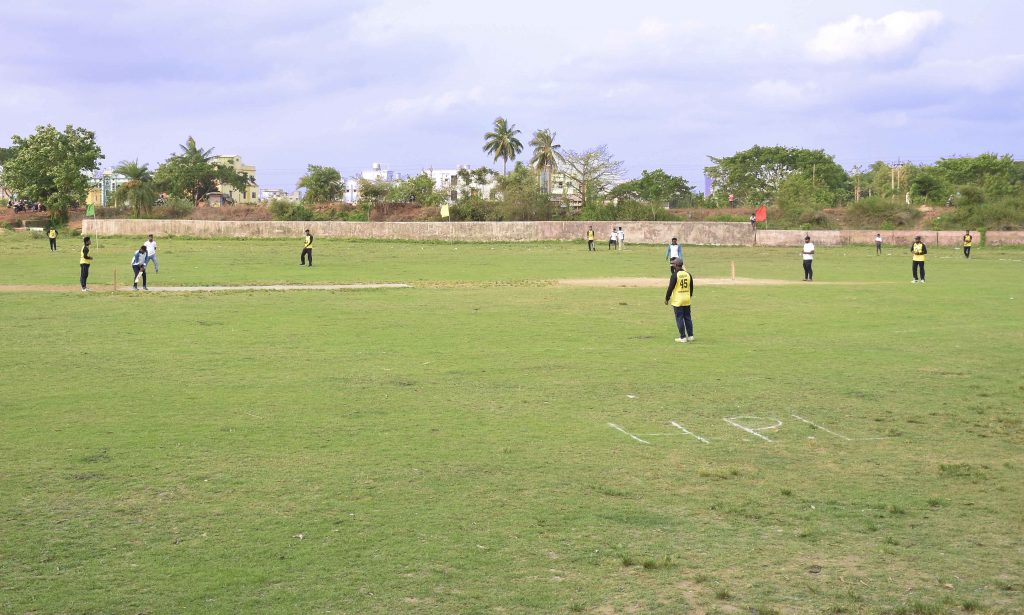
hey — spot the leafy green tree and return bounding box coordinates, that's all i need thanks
[909,166,950,202]
[0,145,18,165]
[528,129,562,192]
[356,178,390,209]
[560,145,625,207]
[112,160,158,218]
[496,163,558,220]
[0,124,103,224]
[935,153,1022,197]
[454,167,496,199]
[154,137,249,205]
[385,173,443,206]
[608,169,695,208]
[483,117,523,175]
[297,165,343,203]
[704,145,849,206]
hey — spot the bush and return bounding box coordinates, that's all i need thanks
[269,199,313,221]
[944,195,1024,230]
[846,197,921,228]
[149,197,194,219]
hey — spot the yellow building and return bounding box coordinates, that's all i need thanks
[210,155,259,204]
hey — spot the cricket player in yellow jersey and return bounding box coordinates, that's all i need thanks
[586,226,595,251]
[664,258,694,343]
[911,235,927,283]
[300,229,313,266]
[80,236,93,291]
[962,230,972,259]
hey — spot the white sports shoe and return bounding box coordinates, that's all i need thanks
[688,336,694,341]
[675,337,687,343]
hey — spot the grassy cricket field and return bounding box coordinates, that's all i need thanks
[1,231,1022,614]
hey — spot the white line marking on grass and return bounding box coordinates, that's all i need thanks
[670,421,710,444]
[791,414,851,440]
[608,423,650,444]
[723,416,781,442]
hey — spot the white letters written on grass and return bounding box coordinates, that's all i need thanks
[609,414,886,446]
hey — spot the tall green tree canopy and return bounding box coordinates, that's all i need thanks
[154,137,249,205]
[112,160,158,218]
[608,169,695,207]
[0,124,103,223]
[297,165,344,203]
[934,153,1022,197]
[483,117,523,175]
[704,145,850,206]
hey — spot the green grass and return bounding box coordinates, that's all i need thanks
[1,232,1022,614]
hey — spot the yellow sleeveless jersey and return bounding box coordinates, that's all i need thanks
[48,229,57,239]
[912,242,926,262]
[963,234,972,247]
[670,270,692,307]
[586,230,594,240]
[304,235,313,248]
[80,246,92,265]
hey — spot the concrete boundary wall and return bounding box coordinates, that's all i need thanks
[82,219,1024,247]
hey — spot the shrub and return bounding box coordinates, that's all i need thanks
[268,199,313,221]
[846,197,921,228]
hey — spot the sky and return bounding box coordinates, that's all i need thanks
[1,0,1022,191]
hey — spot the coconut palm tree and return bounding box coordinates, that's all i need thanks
[113,160,158,217]
[482,117,523,175]
[529,129,562,193]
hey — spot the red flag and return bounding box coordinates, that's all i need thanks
[754,205,767,222]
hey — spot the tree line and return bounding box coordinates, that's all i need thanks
[0,126,252,224]
[3,122,1022,229]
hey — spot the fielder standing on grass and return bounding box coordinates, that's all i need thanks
[300,229,313,266]
[79,236,93,292]
[912,235,927,283]
[48,227,58,251]
[586,226,595,251]
[665,258,694,343]
[962,230,973,259]
[802,235,815,281]
[144,234,159,273]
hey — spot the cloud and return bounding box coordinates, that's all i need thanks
[807,10,944,63]
[748,79,823,108]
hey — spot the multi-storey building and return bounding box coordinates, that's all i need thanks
[210,155,259,204]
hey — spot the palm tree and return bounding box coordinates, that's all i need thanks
[179,136,215,163]
[529,129,562,193]
[482,117,523,175]
[113,160,157,217]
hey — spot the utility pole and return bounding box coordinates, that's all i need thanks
[852,165,862,202]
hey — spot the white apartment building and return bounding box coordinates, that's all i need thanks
[259,188,300,202]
